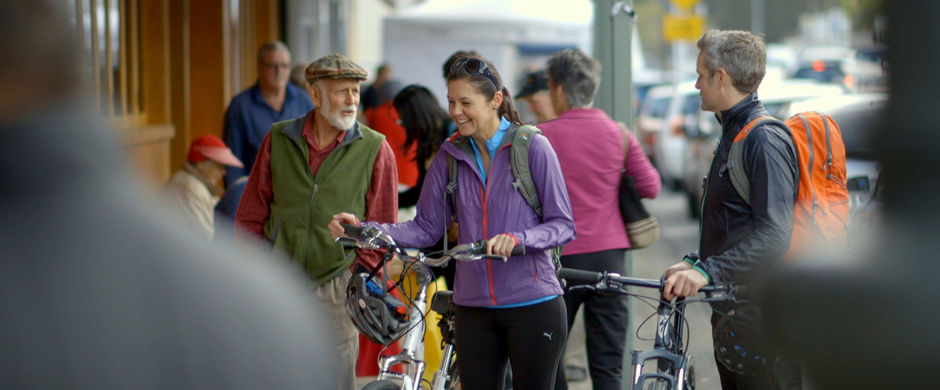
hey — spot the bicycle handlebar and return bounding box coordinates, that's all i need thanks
[556,267,741,300]
[338,222,526,266]
[340,222,365,238]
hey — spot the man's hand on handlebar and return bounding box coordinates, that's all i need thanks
[662,260,708,301]
[486,234,518,257]
[328,212,360,239]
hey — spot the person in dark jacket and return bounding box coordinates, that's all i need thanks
[392,84,457,286]
[661,30,801,390]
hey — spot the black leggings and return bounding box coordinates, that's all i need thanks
[454,296,567,390]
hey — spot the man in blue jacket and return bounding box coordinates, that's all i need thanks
[223,41,314,188]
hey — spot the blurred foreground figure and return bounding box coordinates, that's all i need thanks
[0,2,336,388]
[760,2,940,389]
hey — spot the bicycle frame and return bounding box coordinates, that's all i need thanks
[630,297,691,390]
[370,251,432,390]
[557,267,736,390]
[337,225,506,390]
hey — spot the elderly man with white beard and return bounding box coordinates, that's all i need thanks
[235,53,399,390]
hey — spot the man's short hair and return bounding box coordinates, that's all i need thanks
[546,49,601,108]
[697,30,766,94]
[257,41,289,63]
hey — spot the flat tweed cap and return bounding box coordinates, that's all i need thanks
[305,53,368,83]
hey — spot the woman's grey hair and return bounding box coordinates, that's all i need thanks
[257,41,290,63]
[696,30,766,94]
[546,49,601,108]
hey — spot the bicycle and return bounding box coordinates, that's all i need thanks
[338,223,523,390]
[556,267,742,390]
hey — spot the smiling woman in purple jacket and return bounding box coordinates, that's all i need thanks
[330,54,575,390]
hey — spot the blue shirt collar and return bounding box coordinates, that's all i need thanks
[469,117,512,187]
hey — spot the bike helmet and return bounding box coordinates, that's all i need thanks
[345,271,410,346]
[712,312,769,374]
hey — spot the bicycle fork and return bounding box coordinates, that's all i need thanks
[631,298,689,390]
[430,342,456,390]
[375,277,430,390]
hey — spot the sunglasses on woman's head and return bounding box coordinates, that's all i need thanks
[451,57,500,88]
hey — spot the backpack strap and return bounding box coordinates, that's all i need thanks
[728,116,788,205]
[507,125,564,268]
[444,135,474,252]
[818,111,833,172]
[509,125,543,219]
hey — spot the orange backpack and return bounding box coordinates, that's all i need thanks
[729,112,850,260]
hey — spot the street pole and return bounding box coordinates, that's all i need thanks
[751,0,765,36]
[592,2,637,389]
[594,0,636,128]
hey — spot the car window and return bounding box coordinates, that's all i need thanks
[830,102,884,158]
[681,94,701,115]
[764,102,785,118]
[648,96,670,118]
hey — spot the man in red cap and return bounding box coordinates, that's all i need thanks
[164,134,243,241]
[236,53,398,390]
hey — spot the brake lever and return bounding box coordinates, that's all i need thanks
[335,236,381,250]
[566,285,599,293]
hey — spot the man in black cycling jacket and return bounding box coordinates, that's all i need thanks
[662,29,801,390]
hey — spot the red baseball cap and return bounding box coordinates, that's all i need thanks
[186,135,244,168]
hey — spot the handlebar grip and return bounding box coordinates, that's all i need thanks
[712,283,745,296]
[341,222,364,238]
[510,245,526,256]
[556,267,603,284]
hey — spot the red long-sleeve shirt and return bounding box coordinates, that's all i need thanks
[235,111,398,270]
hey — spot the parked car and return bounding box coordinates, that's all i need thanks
[634,83,674,162]
[656,81,699,190]
[681,80,844,218]
[792,45,855,84]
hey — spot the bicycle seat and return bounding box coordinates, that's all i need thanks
[431,290,455,314]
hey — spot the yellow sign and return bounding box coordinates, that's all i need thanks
[663,14,705,42]
[670,0,700,11]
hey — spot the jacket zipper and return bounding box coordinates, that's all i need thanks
[302,183,319,268]
[483,144,512,306]
[700,135,722,235]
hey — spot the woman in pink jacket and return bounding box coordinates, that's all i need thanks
[538,49,662,390]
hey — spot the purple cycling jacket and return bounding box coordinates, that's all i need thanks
[366,128,575,307]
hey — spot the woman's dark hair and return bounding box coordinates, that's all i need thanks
[393,84,452,164]
[446,55,523,126]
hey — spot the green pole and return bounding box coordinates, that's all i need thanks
[594,0,636,128]
[593,2,637,389]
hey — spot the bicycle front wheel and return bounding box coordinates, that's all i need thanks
[361,379,401,390]
[683,359,696,390]
[645,378,670,390]
[445,353,460,390]
[643,361,694,390]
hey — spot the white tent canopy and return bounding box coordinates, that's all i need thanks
[390,0,593,25]
[381,0,594,114]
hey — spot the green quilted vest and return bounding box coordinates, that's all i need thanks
[263,116,384,285]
